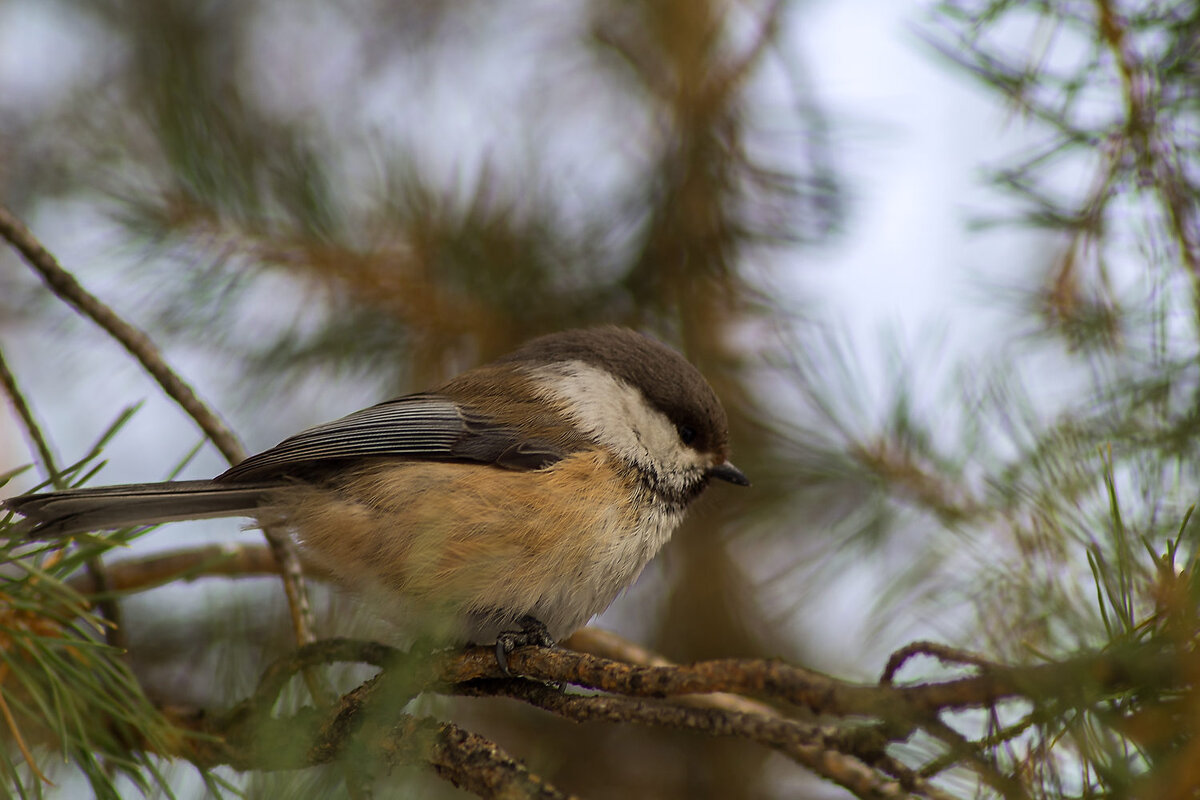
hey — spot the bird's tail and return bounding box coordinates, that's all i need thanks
[3,480,279,539]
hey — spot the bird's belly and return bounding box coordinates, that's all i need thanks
[474,501,685,641]
[276,452,686,642]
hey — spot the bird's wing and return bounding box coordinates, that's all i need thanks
[216,394,566,483]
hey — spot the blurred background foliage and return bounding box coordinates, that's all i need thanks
[1,0,1199,797]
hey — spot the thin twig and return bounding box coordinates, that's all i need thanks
[881,640,998,685]
[0,346,126,649]
[66,543,331,596]
[0,210,244,462]
[0,204,346,783]
[249,638,401,718]
[0,348,57,477]
[1094,0,1200,322]
[0,204,316,650]
[921,715,1028,800]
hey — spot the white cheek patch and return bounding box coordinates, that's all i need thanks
[527,362,709,477]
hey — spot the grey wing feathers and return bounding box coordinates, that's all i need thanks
[4,395,567,539]
[217,394,565,482]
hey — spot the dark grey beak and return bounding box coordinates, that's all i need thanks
[709,461,750,486]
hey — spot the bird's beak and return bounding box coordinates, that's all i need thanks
[708,461,750,486]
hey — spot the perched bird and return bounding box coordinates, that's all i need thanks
[4,327,748,661]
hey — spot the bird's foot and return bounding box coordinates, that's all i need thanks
[494,614,555,675]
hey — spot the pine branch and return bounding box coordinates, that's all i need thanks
[0,205,316,648]
[123,635,1192,799]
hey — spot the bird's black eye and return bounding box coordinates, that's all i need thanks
[677,424,697,445]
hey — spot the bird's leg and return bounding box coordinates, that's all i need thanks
[494,614,555,675]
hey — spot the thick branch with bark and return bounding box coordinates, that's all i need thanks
[142,634,1192,800]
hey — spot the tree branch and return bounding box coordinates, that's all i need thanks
[66,543,332,596]
[140,635,1191,799]
[0,205,316,651]
[443,641,1184,719]
[455,679,943,800]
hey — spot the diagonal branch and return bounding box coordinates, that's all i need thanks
[0,207,244,463]
[0,205,316,649]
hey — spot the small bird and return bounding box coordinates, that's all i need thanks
[5,327,748,661]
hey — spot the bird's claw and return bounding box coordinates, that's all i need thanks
[494,614,555,675]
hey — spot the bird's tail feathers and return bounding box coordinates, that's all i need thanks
[3,480,279,539]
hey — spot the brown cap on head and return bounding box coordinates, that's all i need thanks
[497,327,732,461]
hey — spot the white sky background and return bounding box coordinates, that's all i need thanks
[780,1,1042,664]
[0,0,1056,679]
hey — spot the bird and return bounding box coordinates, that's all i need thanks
[4,327,748,662]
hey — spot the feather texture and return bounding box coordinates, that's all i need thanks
[1,327,744,646]
[272,449,677,641]
[216,394,567,482]
[5,480,277,538]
